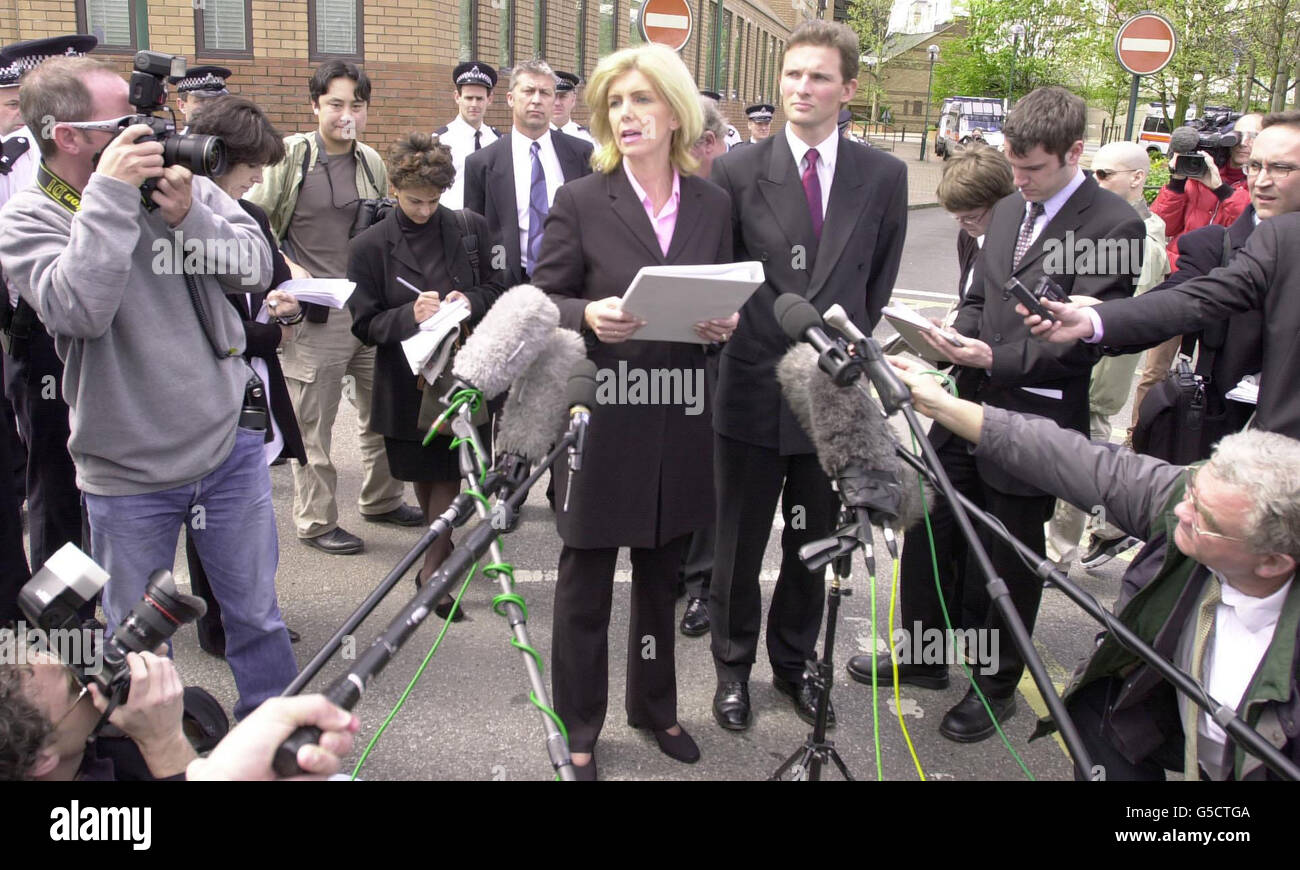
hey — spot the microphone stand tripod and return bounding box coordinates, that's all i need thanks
[770,508,863,781]
[271,418,581,778]
[447,406,576,780]
[850,334,1097,780]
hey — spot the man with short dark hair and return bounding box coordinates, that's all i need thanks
[876,86,1144,743]
[463,59,593,288]
[0,56,297,717]
[435,61,500,211]
[248,60,420,555]
[708,19,908,731]
[551,70,594,146]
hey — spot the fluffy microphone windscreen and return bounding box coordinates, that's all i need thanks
[1167,125,1201,155]
[496,328,586,463]
[452,285,560,399]
[777,344,819,438]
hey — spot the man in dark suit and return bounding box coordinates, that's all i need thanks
[463,59,593,287]
[707,19,909,731]
[1032,110,1300,443]
[878,86,1145,743]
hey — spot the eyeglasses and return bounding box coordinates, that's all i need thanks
[48,663,90,731]
[56,115,135,134]
[1182,467,1247,542]
[951,207,991,227]
[1093,168,1138,181]
[1245,160,1297,179]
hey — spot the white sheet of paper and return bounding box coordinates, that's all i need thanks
[620,261,764,344]
[401,298,470,377]
[275,278,356,309]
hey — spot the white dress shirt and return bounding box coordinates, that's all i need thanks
[558,120,595,146]
[1021,168,1086,247]
[784,123,839,220]
[512,128,564,270]
[436,114,498,211]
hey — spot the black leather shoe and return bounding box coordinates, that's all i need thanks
[939,687,1017,743]
[712,681,752,731]
[679,597,710,637]
[416,569,468,622]
[629,721,701,763]
[846,655,949,689]
[363,504,425,527]
[287,627,301,644]
[302,527,364,555]
[772,675,836,728]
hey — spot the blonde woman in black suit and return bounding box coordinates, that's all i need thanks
[530,43,738,779]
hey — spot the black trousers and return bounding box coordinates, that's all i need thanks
[0,392,29,620]
[1066,677,1184,781]
[552,534,689,753]
[709,434,838,684]
[679,355,720,601]
[184,527,227,653]
[3,392,23,503]
[898,433,1055,697]
[3,325,85,570]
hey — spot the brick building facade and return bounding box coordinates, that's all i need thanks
[2,0,806,158]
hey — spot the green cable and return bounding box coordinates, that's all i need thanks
[422,387,484,447]
[482,560,570,747]
[349,561,477,780]
[910,430,1036,781]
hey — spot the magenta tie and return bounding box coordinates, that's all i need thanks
[802,147,823,240]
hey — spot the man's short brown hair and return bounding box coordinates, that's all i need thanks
[1002,86,1086,162]
[20,55,120,159]
[1262,109,1300,132]
[936,147,1016,213]
[784,19,859,84]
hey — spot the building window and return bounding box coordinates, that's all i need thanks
[309,0,364,60]
[711,0,723,90]
[195,0,252,56]
[912,100,921,115]
[459,0,477,62]
[78,0,137,51]
[629,0,645,46]
[757,31,766,102]
[694,0,705,79]
[576,0,586,76]
[498,0,514,70]
[721,11,732,98]
[534,0,547,58]
[599,0,617,55]
[729,14,740,98]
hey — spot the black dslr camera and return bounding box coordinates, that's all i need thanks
[122,51,228,206]
[18,544,206,704]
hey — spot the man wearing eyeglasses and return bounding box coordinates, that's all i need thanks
[1047,141,1170,571]
[0,55,298,720]
[885,353,1300,781]
[1026,110,1300,447]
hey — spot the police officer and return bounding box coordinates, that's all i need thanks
[435,61,499,210]
[551,70,594,145]
[170,64,231,128]
[743,102,774,144]
[700,89,742,149]
[838,108,865,144]
[0,35,96,612]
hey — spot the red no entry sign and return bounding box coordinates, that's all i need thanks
[639,0,693,52]
[1115,12,1177,76]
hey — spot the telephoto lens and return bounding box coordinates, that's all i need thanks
[94,569,207,702]
[165,132,228,178]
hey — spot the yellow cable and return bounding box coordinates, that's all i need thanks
[888,558,927,781]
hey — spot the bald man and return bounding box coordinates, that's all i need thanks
[1047,141,1170,569]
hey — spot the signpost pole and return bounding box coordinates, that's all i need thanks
[1124,73,1140,140]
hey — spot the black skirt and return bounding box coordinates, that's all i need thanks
[383,435,464,482]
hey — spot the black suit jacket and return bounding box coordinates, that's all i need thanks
[1096,210,1300,439]
[462,130,594,287]
[237,200,305,463]
[346,207,505,441]
[531,169,732,549]
[957,229,981,299]
[710,133,908,454]
[943,177,1146,494]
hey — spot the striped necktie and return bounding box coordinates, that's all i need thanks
[1183,577,1223,780]
[526,140,549,273]
[1013,201,1044,269]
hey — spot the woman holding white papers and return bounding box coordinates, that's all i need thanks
[182,97,308,656]
[347,133,504,615]
[530,44,738,779]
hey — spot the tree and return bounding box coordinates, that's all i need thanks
[846,0,894,122]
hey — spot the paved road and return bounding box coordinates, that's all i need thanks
[106,208,1147,781]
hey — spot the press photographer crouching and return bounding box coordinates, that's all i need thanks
[0,55,298,719]
[888,354,1300,780]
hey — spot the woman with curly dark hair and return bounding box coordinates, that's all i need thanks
[347,133,505,617]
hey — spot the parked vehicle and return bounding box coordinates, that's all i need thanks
[935,96,1005,158]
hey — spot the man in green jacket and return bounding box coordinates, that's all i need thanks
[887,354,1299,781]
[248,60,420,555]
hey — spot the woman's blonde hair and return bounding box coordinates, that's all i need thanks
[584,43,702,175]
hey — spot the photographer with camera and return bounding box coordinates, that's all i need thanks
[0,55,297,720]
[0,645,195,781]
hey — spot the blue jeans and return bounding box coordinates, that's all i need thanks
[86,426,297,719]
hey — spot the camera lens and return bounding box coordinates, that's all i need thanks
[163,133,228,178]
